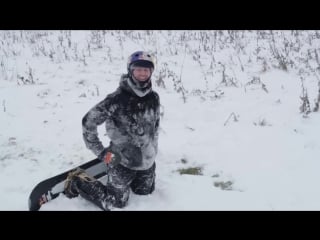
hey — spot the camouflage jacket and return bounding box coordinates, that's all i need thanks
[82,74,160,170]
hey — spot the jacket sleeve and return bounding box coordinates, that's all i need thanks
[82,96,114,157]
[154,93,160,152]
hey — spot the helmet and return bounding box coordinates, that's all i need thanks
[127,51,155,73]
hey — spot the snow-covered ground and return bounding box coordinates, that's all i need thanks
[1,30,320,210]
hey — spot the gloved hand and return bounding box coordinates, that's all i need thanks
[98,146,120,165]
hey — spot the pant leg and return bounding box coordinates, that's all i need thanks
[130,163,156,195]
[105,163,136,208]
[76,180,111,211]
[75,164,135,210]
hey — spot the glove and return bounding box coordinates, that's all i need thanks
[98,146,120,165]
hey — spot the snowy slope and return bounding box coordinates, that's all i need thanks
[1,30,320,210]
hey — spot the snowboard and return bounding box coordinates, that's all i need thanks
[28,158,107,211]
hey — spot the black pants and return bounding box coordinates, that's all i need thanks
[77,163,156,210]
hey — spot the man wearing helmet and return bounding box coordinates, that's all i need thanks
[64,51,160,210]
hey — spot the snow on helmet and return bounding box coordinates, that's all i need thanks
[127,51,155,73]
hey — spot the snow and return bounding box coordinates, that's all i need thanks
[1,30,320,210]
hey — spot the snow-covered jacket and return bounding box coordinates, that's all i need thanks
[82,74,160,170]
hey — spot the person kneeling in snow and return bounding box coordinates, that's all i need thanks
[64,51,160,210]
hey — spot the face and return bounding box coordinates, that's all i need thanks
[132,67,152,82]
